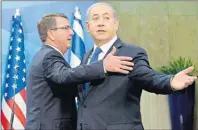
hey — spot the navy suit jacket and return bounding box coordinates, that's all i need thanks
[26,45,105,130]
[77,38,174,130]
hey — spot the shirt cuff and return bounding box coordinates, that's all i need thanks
[170,76,176,91]
[103,62,107,73]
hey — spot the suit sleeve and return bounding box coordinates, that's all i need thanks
[43,51,106,85]
[129,48,174,94]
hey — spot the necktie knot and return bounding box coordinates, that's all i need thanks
[93,47,102,56]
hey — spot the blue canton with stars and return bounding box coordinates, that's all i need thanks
[3,14,26,100]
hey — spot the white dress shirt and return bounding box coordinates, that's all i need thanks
[87,35,118,64]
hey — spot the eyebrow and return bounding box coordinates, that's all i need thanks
[92,14,99,17]
[102,12,109,16]
[57,25,70,27]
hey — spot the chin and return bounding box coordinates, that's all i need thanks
[95,35,107,39]
[96,38,110,43]
[67,45,71,48]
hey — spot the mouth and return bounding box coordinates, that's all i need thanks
[97,30,106,33]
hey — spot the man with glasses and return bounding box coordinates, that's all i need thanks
[25,13,134,130]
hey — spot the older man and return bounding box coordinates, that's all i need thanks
[25,13,134,130]
[77,2,197,130]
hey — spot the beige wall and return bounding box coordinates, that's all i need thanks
[103,1,198,129]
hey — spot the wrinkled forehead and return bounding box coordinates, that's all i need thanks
[88,4,114,18]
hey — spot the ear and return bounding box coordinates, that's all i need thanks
[47,30,56,41]
[86,21,90,33]
[115,19,119,31]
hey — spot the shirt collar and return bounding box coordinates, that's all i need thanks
[44,44,64,57]
[93,35,118,54]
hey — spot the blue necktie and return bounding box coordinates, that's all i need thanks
[85,47,102,94]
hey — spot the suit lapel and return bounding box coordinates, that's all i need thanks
[103,38,122,59]
[85,38,123,97]
[78,48,94,101]
[82,48,94,65]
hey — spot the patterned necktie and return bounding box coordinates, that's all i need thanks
[85,47,102,94]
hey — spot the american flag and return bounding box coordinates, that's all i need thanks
[1,9,26,130]
[69,7,85,109]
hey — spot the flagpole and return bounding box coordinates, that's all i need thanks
[9,8,20,130]
[9,71,16,130]
[9,66,19,130]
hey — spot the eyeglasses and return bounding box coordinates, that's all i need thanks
[50,25,71,30]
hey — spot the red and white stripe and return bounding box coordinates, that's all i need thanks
[1,88,26,130]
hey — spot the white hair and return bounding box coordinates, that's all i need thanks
[86,2,118,22]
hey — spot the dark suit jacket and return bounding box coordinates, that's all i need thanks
[25,45,105,130]
[77,38,174,130]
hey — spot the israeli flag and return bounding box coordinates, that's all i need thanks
[69,7,85,68]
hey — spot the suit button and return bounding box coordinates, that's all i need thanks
[83,105,87,108]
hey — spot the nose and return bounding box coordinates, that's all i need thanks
[98,24,104,27]
[70,28,74,36]
[97,18,104,27]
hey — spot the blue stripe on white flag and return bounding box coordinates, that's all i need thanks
[71,32,85,60]
[69,7,85,68]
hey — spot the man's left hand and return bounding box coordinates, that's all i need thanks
[170,66,197,90]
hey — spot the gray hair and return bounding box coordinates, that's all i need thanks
[86,2,118,22]
[37,13,68,42]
